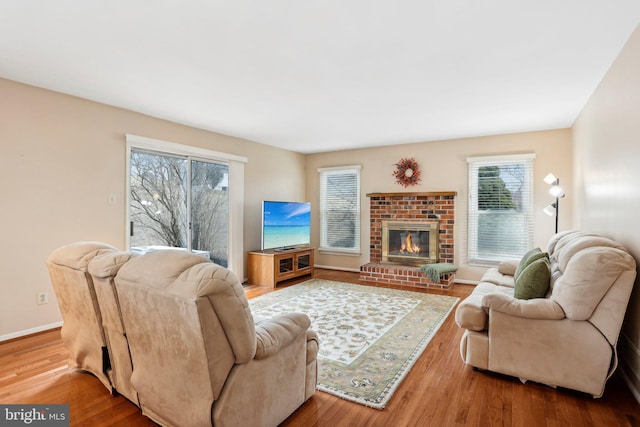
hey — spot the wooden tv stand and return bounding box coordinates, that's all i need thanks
[247,247,314,288]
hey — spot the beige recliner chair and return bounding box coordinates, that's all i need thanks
[88,250,139,405]
[455,231,637,397]
[46,241,118,391]
[114,250,319,427]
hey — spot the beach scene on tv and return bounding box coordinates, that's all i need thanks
[262,201,311,249]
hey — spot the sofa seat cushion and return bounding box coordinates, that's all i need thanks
[455,282,514,331]
[480,268,516,288]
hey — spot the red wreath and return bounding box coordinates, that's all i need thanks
[393,157,421,188]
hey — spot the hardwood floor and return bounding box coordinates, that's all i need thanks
[2,269,639,426]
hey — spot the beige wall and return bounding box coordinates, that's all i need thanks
[0,78,305,339]
[572,25,640,398]
[306,129,573,281]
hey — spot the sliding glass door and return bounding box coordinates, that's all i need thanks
[190,160,229,266]
[129,149,229,267]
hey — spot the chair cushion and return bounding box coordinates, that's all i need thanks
[514,257,551,299]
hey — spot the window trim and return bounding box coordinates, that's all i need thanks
[467,153,535,267]
[125,134,247,275]
[317,165,362,255]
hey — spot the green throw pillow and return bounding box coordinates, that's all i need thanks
[514,257,551,300]
[514,248,546,280]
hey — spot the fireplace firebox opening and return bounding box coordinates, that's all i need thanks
[382,221,439,266]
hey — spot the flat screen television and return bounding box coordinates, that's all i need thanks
[261,200,311,251]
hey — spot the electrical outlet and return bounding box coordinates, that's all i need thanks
[37,291,49,305]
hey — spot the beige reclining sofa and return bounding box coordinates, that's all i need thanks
[455,231,636,397]
[47,243,319,427]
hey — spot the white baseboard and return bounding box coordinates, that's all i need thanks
[454,279,479,285]
[0,321,63,343]
[314,264,361,273]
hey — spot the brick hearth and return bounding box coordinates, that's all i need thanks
[360,263,455,289]
[360,191,456,289]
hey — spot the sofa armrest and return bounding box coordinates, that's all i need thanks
[497,259,519,276]
[254,313,311,359]
[482,293,565,320]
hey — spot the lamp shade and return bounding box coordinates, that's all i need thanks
[544,173,557,185]
[544,203,556,216]
[549,185,565,198]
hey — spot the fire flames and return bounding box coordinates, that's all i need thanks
[400,232,421,254]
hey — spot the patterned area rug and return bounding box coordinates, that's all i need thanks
[249,279,459,409]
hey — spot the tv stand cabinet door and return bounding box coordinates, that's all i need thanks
[275,253,297,282]
[294,251,313,275]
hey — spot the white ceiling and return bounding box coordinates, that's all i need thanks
[1,1,639,154]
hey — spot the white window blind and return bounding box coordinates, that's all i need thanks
[468,154,534,266]
[318,165,361,254]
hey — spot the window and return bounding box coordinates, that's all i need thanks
[468,154,534,266]
[318,165,361,254]
[129,150,229,266]
[126,134,247,274]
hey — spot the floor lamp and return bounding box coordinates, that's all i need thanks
[543,173,565,234]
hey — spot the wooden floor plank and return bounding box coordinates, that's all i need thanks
[1,269,639,426]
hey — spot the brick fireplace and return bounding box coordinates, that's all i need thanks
[360,192,456,289]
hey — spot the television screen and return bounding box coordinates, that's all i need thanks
[262,201,311,250]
